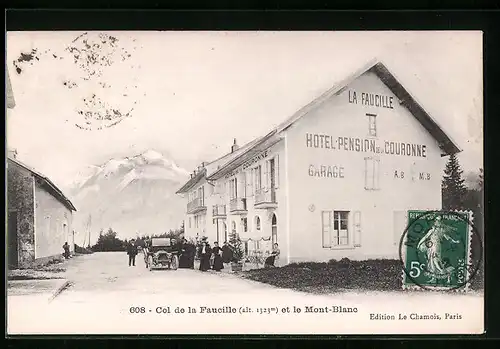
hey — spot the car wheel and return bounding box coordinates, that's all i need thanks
[171,255,179,270]
[148,256,154,271]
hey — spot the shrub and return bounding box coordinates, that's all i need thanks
[244,258,403,292]
[229,232,245,262]
[75,244,93,254]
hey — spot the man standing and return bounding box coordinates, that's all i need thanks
[127,239,138,267]
[62,242,70,259]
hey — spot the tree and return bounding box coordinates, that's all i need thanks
[91,227,126,252]
[229,232,245,263]
[442,154,467,210]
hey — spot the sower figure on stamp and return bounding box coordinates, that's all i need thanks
[417,216,459,283]
[127,239,138,267]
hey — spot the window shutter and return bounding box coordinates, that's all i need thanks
[364,158,369,189]
[353,211,362,247]
[264,160,270,190]
[241,173,247,198]
[374,158,380,189]
[248,170,254,196]
[322,211,332,248]
[275,155,280,189]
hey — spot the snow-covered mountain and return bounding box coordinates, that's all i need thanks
[69,150,190,241]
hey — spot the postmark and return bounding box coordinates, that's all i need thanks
[399,210,482,291]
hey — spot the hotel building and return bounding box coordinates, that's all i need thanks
[176,60,460,264]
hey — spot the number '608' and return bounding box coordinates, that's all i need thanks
[130,307,146,313]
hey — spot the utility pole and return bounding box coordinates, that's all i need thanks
[85,214,92,249]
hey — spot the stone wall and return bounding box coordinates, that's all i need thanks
[7,161,35,268]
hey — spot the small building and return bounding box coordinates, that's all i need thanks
[7,157,77,268]
[176,60,460,264]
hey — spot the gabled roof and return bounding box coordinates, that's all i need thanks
[6,68,15,109]
[177,59,461,191]
[175,167,206,194]
[175,136,266,194]
[7,157,77,212]
[207,130,281,181]
[274,59,461,155]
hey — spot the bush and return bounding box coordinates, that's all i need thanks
[244,259,403,292]
[229,233,245,262]
[75,244,93,254]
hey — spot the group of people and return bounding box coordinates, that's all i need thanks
[124,236,281,270]
[197,238,233,272]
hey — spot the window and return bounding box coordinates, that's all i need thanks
[364,157,380,190]
[188,217,192,228]
[271,214,278,245]
[229,178,238,199]
[254,165,262,192]
[247,170,254,196]
[367,113,377,137]
[242,217,248,232]
[255,216,261,231]
[198,186,205,205]
[231,221,237,236]
[240,173,247,198]
[321,210,351,248]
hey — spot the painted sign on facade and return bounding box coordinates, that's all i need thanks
[348,89,395,109]
[305,133,427,158]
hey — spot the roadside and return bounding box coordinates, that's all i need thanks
[7,253,87,297]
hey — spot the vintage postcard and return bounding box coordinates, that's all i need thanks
[6,31,484,335]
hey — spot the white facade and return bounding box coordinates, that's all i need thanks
[177,61,459,265]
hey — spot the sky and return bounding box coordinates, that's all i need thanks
[6,31,483,191]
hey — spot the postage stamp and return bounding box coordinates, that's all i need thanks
[400,210,478,291]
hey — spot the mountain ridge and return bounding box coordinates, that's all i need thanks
[70,149,189,241]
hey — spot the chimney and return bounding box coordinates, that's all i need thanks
[231,138,239,153]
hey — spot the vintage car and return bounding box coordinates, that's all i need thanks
[144,237,179,271]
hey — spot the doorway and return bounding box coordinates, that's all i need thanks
[223,221,228,242]
[8,211,19,269]
[271,214,278,245]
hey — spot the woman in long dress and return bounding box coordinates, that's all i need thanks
[417,216,459,281]
[264,243,280,268]
[211,242,224,272]
[198,241,212,272]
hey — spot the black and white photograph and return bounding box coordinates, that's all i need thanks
[6,31,484,335]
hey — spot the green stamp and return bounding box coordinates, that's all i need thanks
[400,210,473,291]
